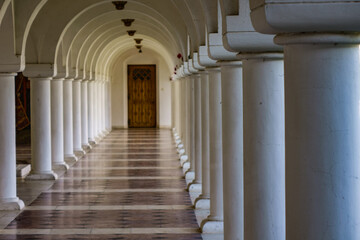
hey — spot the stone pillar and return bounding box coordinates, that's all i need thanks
[73,80,84,157]
[178,78,188,167]
[27,77,57,180]
[93,81,99,139]
[195,72,210,209]
[51,78,69,170]
[188,75,202,193]
[0,73,24,209]
[221,61,243,240]
[94,81,101,139]
[63,79,77,163]
[98,81,105,135]
[99,81,104,134]
[201,68,224,233]
[105,81,112,131]
[185,77,195,180]
[81,80,90,151]
[240,53,285,240]
[275,33,360,240]
[171,80,175,130]
[102,81,108,134]
[88,81,96,145]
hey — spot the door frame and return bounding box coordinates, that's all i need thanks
[127,64,157,128]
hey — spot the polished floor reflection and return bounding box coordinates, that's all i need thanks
[1,129,202,239]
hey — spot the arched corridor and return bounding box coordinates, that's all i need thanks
[0,0,359,240]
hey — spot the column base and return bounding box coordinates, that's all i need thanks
[74,149,86,158]
[0,198,25,210]
[180,155,189,166]
[187,181,202,193]
[185,170,195,180]
[89,140,97,147]
[101,130,109,136]
[201,218,224,233]
[26,171,58,180]
[52,162,70,171]
[95,136,102,143]
[182,162,190,174]
[65,155,78,164]
[82,144,92,152]
[195,195,211,209]
[178,149,186,157]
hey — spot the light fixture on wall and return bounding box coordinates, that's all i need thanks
[134,38,143,44]
[112,1,127,10]
[122,19,135,27]
[127,30,136,36]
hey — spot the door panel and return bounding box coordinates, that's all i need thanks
[128,65,156,128]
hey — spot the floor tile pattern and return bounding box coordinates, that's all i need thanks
[5,129,202,239]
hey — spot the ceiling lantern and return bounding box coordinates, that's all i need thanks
[112,1,127,10]
[135,45,143,53]
[127,30,136,36]
[122,19,135,27]
[134,38,143,44]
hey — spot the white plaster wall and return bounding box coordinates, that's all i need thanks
[110,48,172,128]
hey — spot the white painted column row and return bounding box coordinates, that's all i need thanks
[0,73,111,211]
[0,74,25,210]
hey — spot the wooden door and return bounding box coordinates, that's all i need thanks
[128,65,156,128]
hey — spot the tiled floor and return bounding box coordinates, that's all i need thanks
[1,129,204,239]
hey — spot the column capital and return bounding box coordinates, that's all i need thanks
[274,32,360,46]
[64,78,74,82]
[206,67,221,73]
[23,64,55,78]
[250,0,360,34]
[52,77,65,81]
[237,52,283,61]
[28,77,52,81]
[199,45,218,68]
[0,73,17,77]
[208,33,238,61]
[217,60,243,67]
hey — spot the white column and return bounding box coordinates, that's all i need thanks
[275,34,360,240]
[73,79,84,157]
[186,76,195,178]
[93,81,99,139]
[195,71,210,209]
[185,77,195,180]
[88,81,95,145]
[51,78,69,170]
[178,79,188,167]
[102,81,108,134]
[188,74,202,192]
[27,77,57,180]
[221,61,244,240]
[94,81,101,139]
[201,68,224,233]
[63,79,77,163]
[171,80,175,130]
[81,80,90,151]
[99,81,104,134]
[106,81,112,131]
[0,73,24,209]
[241,53,285,240]
[99,81,104,135]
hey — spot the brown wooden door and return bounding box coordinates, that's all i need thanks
[128,65,156,128]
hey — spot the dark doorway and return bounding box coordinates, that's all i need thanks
[128,65,156,128]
